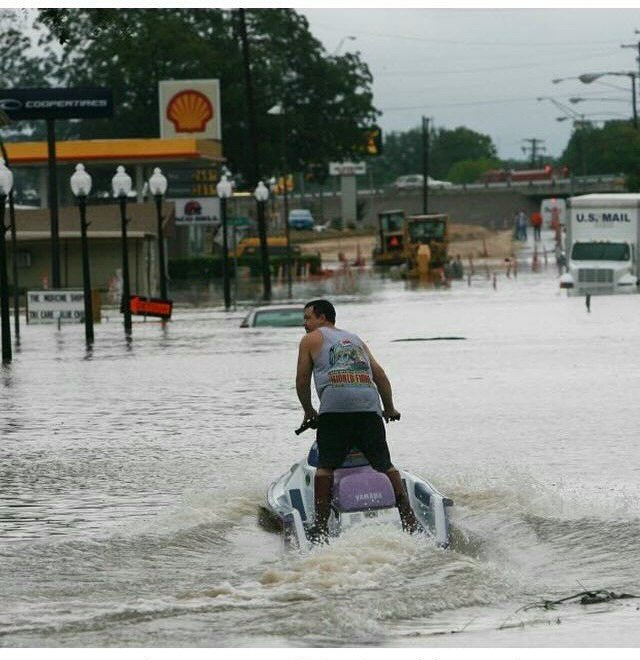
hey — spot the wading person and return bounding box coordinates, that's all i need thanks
[295,299,419,542]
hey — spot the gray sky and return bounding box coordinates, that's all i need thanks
[302,8,640,161]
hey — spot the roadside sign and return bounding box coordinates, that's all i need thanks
[329,161,366,176]
[26,290,85,324]
[129,296,173,320]
[172,197,221,225]
[228,216,251,227]
[0,88,113,121]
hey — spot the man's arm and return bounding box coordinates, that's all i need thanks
[364,344,400,422]
[296,334,318,422]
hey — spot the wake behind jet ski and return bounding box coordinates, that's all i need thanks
[260,420,453,550]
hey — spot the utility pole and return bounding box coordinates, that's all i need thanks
[421,116,430,214]
[237,8,271,300]
[522,138,546,167]
[621,33,640,128]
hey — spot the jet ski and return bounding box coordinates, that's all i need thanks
[261,420,453,550]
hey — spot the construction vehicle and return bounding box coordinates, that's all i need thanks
[373,210,450,281]
[373,209,406,266]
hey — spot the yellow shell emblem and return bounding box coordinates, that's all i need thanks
[166,89,213,133]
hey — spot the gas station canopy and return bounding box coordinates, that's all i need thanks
[5,137,223,166]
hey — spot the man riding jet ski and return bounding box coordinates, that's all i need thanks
[262,299,452,547]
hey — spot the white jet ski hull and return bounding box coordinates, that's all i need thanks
[262,448,452,550]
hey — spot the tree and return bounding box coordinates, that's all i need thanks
[368,123,498,185]
[560,120,640,188]
[28,8,379,186]
[447,157,501,184]
[429,126,497,179]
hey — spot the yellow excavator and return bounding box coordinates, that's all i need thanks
[373,210,449,281]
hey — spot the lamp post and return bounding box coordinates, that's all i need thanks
[148,167,169,302]
[267,102,293,298]
[0,158,13,363]
[70,163,94,346]
[112,165,133,335]
[216,174,233,310]
[254,180,271,301]
[553,72,638,128]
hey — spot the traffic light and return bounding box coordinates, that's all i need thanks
[305,163,328,184]
[365,126,383,156]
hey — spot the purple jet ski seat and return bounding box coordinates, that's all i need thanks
[332,466,396,512]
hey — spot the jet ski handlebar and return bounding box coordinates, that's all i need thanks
[295,418,318,435]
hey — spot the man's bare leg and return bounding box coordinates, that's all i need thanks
[386,467,420,533]
[311,467,333,542]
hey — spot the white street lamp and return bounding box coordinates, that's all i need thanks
[254,180,269,202]
[112,165,133,334]
[148,167,169,302]
[112,165,133,198]
[70,163,94,345]
[148,167,168,196]
[0,158,14,196]
[70,163,92,197]
[216,174,233,310]
[0,158,14,362]
[216,174,233,199]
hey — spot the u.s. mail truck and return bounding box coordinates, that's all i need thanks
[560,193,640,294]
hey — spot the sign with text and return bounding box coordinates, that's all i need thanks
[173,197,220,225]
[329,161,366,176]
[26,290,85,324]
[0,88,113,121]
[129,296,173,320]
[159,79,221,140]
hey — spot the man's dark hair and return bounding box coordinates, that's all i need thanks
[305,299,336,323]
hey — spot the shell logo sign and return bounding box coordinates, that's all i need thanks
[159,79,221,140]
[166,90,213,133]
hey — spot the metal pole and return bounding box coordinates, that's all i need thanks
[280,109,292,299]
[8,188,19,345]
[421,116,429,214]
[232,210,238,311]
[220,195,231,310]
[154,194,168,300]
[257,198,271,301]
[0,141,20,344]
[78,195,94,346]
[238,9,271,301]
[118,196,132,335]
[46,118,61,288]
[0,196,11,363]
[631,74,638,129]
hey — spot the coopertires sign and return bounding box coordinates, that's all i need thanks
[0,88,113,120]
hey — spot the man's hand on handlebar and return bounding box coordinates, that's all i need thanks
[383,408,401,423]
[295,408,318,435]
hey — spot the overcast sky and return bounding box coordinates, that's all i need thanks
[302,8,640,161]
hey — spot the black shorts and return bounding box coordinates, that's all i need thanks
[316,412,393,472]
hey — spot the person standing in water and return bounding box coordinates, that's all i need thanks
[295,299,419,541]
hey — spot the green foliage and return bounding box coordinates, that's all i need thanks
[368,124,498,184]
[21,9,379,185]
[169,253,321,280]
[559,120,640,180]
[447,157,501,184]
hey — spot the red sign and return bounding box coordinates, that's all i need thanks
[129,296,173,319]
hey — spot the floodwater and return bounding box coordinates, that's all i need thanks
[2,240,640,647]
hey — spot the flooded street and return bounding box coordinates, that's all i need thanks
[2,261,640,647]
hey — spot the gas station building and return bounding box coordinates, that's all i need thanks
[6,136,224,295]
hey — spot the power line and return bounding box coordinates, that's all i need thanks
[310,21,625,48]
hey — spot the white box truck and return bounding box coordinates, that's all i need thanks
[560,193,640,294]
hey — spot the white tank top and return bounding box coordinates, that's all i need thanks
[312,327,382,414]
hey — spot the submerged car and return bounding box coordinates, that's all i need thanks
[288,209,315,230]
[240,304,304,328]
